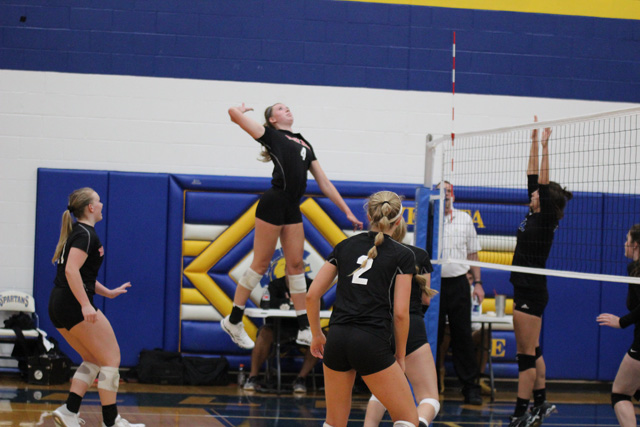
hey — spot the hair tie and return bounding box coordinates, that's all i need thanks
[67,205,73,213]
[388,203,404,222]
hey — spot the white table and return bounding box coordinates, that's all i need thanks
[471,314,513,402]
[244,308,332,393]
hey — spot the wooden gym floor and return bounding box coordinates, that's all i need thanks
[0,373,633,426]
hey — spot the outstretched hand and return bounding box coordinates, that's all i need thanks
[238,103,253,114]
[597,313,621,328]
[108,282,132,299]
[541,128,552,148]
[531,115,538,142]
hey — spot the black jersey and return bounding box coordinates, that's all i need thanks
[327,231,416,341]
[510,175,559,289]
[53,222,103,296]
[257,127,317,201]
[619,262,640,329]
[405,244,434,316]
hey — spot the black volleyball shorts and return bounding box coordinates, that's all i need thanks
[255,188,302,226]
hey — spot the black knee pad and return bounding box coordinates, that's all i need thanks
[516,354,537,372]
[611,393,632,408]
[535,346,542,360]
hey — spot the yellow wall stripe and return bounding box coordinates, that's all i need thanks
[184,271,258,339]
[341,0,640,20]
[182,288,210,305]
[481,297,514,315]
[300,198,348,247]
[478,250,512,265]
[183,240,211,257]
[185,201,258,273]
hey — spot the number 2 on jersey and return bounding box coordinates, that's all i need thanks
[352,255,373,285]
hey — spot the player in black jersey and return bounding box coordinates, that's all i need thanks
[364,219,440,427]
[598,224,640,427]
[48,188,143,427]
[509,120,572,427]
[223,103,362,350]
[306,191,419,427]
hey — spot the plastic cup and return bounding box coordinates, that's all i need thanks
[495,294,506,318]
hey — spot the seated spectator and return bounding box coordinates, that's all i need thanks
[243,274,322,394]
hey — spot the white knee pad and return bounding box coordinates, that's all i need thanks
[73,361,100,386]
[323,423,333,427]
[369,394,382,404]
[393,422,416,427]
[238,268,262,291]
[97,366,120,392]
[289,273,306,294]
[418,417,428,427]
[419,398,440,417]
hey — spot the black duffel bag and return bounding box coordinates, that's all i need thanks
[183,356,230,386]
[137,349,184,385]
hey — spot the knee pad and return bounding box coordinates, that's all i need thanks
[238,268,262,291]
[419,398,440,417]
[73,361,100,386]
[516,354,537,372]
[418,418,428,427]
[288,273,306,294]
[97,366,120,392]
[323,423,333,427]
[393,422,416,427]
[535,346,542,360]
[611,392,632,408]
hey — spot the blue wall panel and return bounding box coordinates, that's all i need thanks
[2,1,639,102]
[104,172,169,367]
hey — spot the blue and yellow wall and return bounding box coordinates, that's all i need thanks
[1,0,639,102]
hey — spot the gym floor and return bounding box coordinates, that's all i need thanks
[0,373,624,426]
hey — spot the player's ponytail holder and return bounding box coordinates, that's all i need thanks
[388,203,404,223]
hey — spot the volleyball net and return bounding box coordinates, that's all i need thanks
[424,106,640,285]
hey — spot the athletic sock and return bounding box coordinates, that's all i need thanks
[533,388,546,407]
[102,404,118,426]
[296,312,309,330]
[229,305,245,324]
[66,392,82,414]
[514,397,529,417]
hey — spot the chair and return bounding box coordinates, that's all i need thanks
[0,290,40,364]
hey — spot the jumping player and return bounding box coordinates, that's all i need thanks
[49,188,144,427]
[306,191,419,427]
[508,119,572,427]
[223,103,362,350]
[597,224,640,427]
[364,219,440,427]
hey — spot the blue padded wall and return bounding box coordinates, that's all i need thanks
[34,169,109,364]
[103,172,169,367]
[3,2,638,102]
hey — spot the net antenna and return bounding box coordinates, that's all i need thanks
[425,107,640,285]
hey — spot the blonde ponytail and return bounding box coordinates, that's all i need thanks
[51,187,96,264]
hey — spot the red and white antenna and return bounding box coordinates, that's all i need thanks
[451,31,456,172]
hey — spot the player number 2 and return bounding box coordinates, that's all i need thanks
[352,255,373,285]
